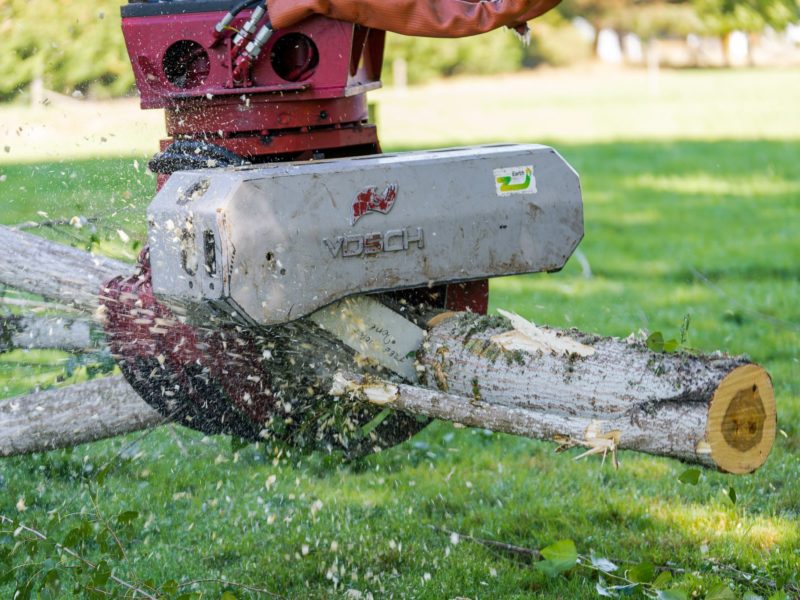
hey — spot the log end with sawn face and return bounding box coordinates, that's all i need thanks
[706,364,776,474]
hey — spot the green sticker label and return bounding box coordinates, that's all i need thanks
[494,166,536,196]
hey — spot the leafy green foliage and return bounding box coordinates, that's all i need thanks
[627,562,656,583]
[0,1,135,100]
[693,0,800,35]
[656,590,688,600]
[647,331,679,353]
[647,314,692,353]
[561,0,705,38]
[383,29,526,86]
[383,11,593,85]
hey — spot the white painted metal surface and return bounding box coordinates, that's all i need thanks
[147,144,583,326]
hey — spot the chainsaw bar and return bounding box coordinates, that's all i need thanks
[309,296,425,382]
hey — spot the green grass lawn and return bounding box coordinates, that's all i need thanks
[1,70,799,599]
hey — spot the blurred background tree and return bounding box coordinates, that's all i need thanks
[692,0,800,63]
[382,10,594,86]
[0,0,133,101]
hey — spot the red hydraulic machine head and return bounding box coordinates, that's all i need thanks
[122,0,385,179]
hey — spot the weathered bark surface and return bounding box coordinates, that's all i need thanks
[0,225,777,472]
[0,226,127,313]
[0,376,161,457]
[0,315,98,353]
[340,314,775,473]
[424,319,739,464]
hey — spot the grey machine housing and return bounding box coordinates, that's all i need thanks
[146,144,584,326]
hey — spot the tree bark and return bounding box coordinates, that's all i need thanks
[0,376,161,457]
[0,226,127,314]
[1,314,98,353]
[332,311,775,474]
[0,226,777,472]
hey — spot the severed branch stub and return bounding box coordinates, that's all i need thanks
[332,311,776,474]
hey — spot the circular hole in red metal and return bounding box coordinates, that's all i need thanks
[270,33,319,82]
[163,40,210,89]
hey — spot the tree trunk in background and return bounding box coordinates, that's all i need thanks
[721,32,732,67]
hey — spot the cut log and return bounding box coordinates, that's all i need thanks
[0,226,128,314]
[397,312,774,474]
[0,225,777,472]
[0,376,161,457]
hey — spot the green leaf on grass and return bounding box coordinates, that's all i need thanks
[63,521,91,548]
[627,561,655,583]
[536,539,578,576]
[706,584,736,600]
[597,579,639,597]
[596,580,616,598]
[590,552,618,573]
[727,486,737,505]
[91,560,111,587]
[652,571,673,589]
[678,468,701,485]
[656,589,688,600]
[40,569,60,593]
[95,464,112,486]
[116,510,139,525]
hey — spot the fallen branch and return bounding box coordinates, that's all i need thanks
[0,514,159,599]
[429,526,540,560]
[0,376,161,457]
[433,526,800,598]
[0,226,128,314]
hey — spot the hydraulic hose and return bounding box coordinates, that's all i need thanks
[214,0,265,39]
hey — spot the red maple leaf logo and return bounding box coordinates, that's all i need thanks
[351,183,398,225]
